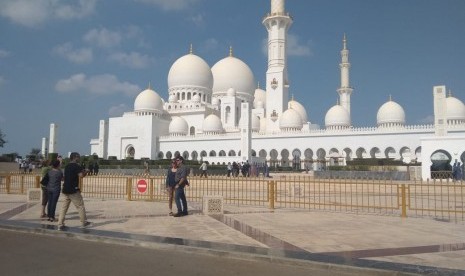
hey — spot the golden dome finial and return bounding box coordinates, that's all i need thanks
[448,90,452,97]
[229,46,233,57]
[389,94,392,101]
[148,81,151,89]
[189,43,193,54]
[291,94,294,101]
[257,81,260,89]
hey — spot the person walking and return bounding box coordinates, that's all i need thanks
[199,161,208,178]
[40,160,50,219]
[57,152,92,230]
[165,159,177,216]
[173,156,189,217]
[46,160,63,222]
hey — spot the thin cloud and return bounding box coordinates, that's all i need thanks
[84,28,122,48]
[203,38,219,52]
[53,43,93,64]
[189,13,205,27]
[0,0,96,28]
[0,76,5,87]
[134,0,201,11]
[108,51,154,69]
[261,34,313,57]
[109,104,131,117]
[418,115,434,124]
[55,73,140,97]
[0,49,10,58]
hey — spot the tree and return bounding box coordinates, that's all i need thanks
[0,129,6,148]
[27,148,41,161]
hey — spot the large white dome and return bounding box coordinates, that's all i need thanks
[169,116,189,135]
[202,114,223,133]
[288,99,308,124]
[446,96,465,121]
[377,100,406,126]
[167,53,213,89]
[280,108,303,130]
[212,55,255,100]
[325,105,350,128]
[134,88,164,113]
[254,88,266,108]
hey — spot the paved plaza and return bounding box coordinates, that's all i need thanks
[0,193,464,275]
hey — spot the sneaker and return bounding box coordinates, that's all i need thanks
[81,221,93,228]
[182,211,188,216]
[58,225,67,231]
[173,213,183,217]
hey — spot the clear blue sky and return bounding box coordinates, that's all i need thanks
[1,0,464,157]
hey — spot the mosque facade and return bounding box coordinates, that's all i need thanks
[89,0,465,180]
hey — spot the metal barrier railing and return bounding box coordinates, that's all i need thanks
[1,173,464,221]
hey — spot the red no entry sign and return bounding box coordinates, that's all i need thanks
[137,179,147,194]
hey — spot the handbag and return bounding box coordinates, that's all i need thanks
[40,173,49,186]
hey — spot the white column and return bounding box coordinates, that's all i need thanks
[433,85,447,136]
[49,123,57,154]
[240,102,252,162]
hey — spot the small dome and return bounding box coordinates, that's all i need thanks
[254,88,266,108]
[168,94,177,103]
[226,88,236,97]
[280,108,303,130]
[377,100,405,126]
[169,116,188,135]
[212,56,255,101]
[325,105,350,128]
[192,94,201,103]
[446,96,465,121]
[168,53,213,90]
[202,114,223,133]
[251,115,260,132]
[211,97,220,106]
[238,115,260,132]
[134,88,164,113]
[288,99,308,124]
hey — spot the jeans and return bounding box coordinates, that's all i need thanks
[174,187,188,214]
[47,189,61,219]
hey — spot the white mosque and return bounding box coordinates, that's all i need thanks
[87,0,465,180]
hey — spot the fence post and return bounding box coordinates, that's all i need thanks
[149,178,154,201]
[35,175,40,188]
[268,181,275,209]
[400,184,407,218]
[20,175,24,194]
[6,175,11,194]
[127,177,132,201]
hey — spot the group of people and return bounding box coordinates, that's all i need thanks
[452,160,464,182]
[227,161,270,178]
[40,152,92,230]
[165,156,189,217]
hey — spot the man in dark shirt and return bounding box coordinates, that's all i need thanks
[58,152,92,230]
[173,156,189,217]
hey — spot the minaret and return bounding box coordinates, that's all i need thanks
[49,123,57,154]
[263,0,292,132]
[337,34,353,117]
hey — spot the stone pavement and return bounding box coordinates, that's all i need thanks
[0,194,464,276]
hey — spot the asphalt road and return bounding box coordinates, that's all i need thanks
[0,229,368,276]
